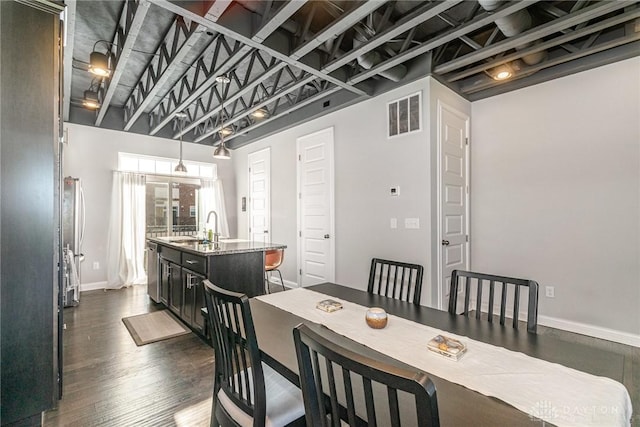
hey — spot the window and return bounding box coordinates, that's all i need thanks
[387,91,421,138]
[118,153,217,238]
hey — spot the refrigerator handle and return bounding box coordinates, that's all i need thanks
[79,185,86,249]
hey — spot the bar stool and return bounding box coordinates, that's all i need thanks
[264,249,285,293]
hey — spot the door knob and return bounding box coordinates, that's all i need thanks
[442,240,450,246]
[324,234,330,239]
[264,230,269,234]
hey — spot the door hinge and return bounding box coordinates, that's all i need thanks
[298,154,301,161]
[465,137,469,145]
[466,235,469,242]
[298,192,301,199]
[466,185,469,194]
[299,269,302,275]
[299,231,302,237]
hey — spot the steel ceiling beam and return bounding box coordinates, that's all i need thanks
[148,0,307,136]
[152,0,368,96]
[434,0,631,75]
[446,6,640,83]
[461,32,640,95]
[123,0,232,131]
[222,85,342,145]
[193,73,317,142]
[95,0,150,126]
[348,0,537,84]
[292,1,388,60]
[183,1,387,140]
[322,0,463,73]
[465,39,640,101]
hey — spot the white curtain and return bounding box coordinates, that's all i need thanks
[106,171,147,288]
[200,178,230,238]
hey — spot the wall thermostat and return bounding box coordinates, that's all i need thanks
[390,186,400,196]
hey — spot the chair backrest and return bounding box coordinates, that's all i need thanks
[367,258,424,304]
[293,324,440,427]
[202,280,267,425]
[265,249,284,269]
[448,270,539,333]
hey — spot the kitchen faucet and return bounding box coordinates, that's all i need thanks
[206,210,219,243]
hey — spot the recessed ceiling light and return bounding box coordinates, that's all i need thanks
[251,107,268,119]
[215,75,230,84]
[490,64,513,81]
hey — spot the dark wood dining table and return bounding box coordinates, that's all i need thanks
[249,283,629,426]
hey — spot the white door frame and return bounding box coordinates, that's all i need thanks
[296,127,336,287]
[436,101,471,310]
[248,147,271,243]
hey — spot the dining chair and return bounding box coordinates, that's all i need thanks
[448,270,539,333]
[368,258,424,304]
[265,249,285,293]
[293,323,440,427]
[203,280,305,427]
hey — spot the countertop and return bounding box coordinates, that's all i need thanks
[148,236,286,256]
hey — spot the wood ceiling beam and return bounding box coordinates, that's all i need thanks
[95,0,150,126]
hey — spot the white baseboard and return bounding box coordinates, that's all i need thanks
[538,315,640,348]
[80,281,107,292]
[267,277,298,289]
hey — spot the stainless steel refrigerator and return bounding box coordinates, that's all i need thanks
[62,176,85,307]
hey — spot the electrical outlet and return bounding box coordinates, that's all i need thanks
[545,286,555,298]
[92,261,100,270]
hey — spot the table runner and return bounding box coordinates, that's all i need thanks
[257,288,633,426]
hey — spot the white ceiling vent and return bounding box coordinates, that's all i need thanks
[387,91,421,138]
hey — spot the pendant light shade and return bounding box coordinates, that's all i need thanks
[174,112,188,174]
[213,141,231,159]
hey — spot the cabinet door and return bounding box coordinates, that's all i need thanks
[193,276,206,333]
[168,263,182,315]
[182,269,195,326]
[159,259,171,305]
[182,269,205,330]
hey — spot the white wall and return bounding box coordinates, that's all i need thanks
[471,57,640,343]
[233,77,469,305]
[63,123,237,287]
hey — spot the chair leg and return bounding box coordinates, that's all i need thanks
[276,268,285,291]
[264,271,271,294]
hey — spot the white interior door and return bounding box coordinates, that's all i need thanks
[438,102,470,310]
[248,148,270,243]
[297,128,335,287]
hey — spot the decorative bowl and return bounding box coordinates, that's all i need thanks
[365,307,388,329]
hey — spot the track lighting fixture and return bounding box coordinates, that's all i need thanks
[89,40,114,77]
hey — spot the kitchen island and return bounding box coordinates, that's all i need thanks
[147,236,286,334]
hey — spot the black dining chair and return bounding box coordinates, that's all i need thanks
[293,323,440,427]
[448,270,539,333]
[203,280,305,427]
[368,258,424,304]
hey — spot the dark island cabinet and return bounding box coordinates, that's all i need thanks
[182,268,206,333]
[159,259,171,305]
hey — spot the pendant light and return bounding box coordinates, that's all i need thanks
[174,112,188,173]
[82,78,102,110]
[213,75,231,160]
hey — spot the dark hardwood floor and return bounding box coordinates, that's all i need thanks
[45,284,640,426]
[44,286,214,426]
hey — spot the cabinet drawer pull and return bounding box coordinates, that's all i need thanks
[185,260,197,264]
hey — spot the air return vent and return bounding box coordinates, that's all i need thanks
[387,92,421,138]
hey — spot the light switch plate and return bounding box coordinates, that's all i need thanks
[390,218,397,229]
[390,186,400,196]
[405,218,420,229]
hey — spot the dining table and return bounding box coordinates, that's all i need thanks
[249,282,633,426]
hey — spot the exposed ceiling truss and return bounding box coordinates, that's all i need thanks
[66,0,640,149]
